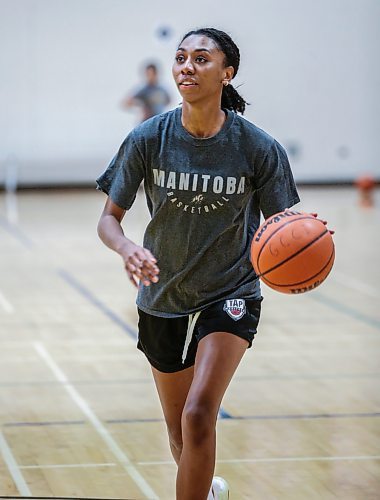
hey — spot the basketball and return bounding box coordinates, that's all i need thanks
[250,210,335,294]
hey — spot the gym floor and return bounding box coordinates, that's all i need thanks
[0,186,379,499]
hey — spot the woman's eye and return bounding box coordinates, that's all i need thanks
[196,56,207,63]
[175,55,185,63]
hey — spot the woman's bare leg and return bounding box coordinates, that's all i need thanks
[176,332,248,500]
[151,332,247,499]
[151,365,194,464]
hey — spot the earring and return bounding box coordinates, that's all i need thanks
[223,81,229,86]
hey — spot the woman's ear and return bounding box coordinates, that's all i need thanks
[222,66,235,85]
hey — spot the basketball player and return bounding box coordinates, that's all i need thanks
[121,62,171,122]
[97,28,300,500]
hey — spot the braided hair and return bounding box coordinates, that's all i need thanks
[179,28,248,115]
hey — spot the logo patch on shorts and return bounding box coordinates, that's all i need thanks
[223,299,246,321]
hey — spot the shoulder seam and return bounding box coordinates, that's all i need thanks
[130,130,146,169]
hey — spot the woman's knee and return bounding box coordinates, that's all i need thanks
[182,401,217,446]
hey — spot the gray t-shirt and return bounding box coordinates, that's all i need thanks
[134,84,170,120]
[96,107,300,317]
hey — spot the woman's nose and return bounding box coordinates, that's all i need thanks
[181,58,194,74]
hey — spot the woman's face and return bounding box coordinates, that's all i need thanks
[172,34,233,104]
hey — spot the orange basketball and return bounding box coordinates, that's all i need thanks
[250,210,335,294]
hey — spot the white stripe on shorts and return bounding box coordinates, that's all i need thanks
[182,310,202,364]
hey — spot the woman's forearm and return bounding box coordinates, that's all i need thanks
[97,214,133,256]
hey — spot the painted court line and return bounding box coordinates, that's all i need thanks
[0,216,34,249]
[333,271,380,299]
[5,192,19,226]
[3,420,86,427]
[106,410,380,424]
[0,289,14,313]
[19,463,116,470]
[0,370,378,390]
[311,292,380,330]
[228,411,380,421]
[138,455,380,466]
[0,430,31,495]
[57,269,137,340]
[33,342,158,500]
[3,410,378,430]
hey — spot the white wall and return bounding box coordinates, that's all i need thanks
[0,0,379,185]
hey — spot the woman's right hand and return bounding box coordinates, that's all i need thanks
[97,197,160,289]
[120,241,160,288]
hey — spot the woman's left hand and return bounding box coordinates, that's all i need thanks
[310,212,335,235]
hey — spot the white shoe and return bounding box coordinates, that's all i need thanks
[210,476,230,499]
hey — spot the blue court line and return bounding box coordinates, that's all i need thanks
[57,269,233,420]
[0,496,133,500]
[57,269,137,340]
[234,372,380,381]
[3,411,379,428]
[0,371,378,389]
[225,411,380,421]
[311,291,380,330]
[103,408,232,423]
[106,410,380,424]
[105,411,380,424]
[0,216,34,249]
[0,379,153,387]
[218,407,232,419]
[106,418,163,424]
[3,420,86,427]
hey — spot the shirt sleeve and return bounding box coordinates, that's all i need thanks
[96,131,145,210]
[253,139,300,219]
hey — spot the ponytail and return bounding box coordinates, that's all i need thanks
[222,83,247,115]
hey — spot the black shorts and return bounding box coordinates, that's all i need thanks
[137,297,263,373]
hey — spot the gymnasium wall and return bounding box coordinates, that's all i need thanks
[0,0,379,186]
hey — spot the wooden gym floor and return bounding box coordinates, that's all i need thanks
[0,186,379,499]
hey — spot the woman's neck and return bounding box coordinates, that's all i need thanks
[181,101,226,139]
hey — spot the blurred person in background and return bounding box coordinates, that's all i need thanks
[121,62,171,122]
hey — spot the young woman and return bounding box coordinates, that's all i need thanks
[97,28,300,500]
